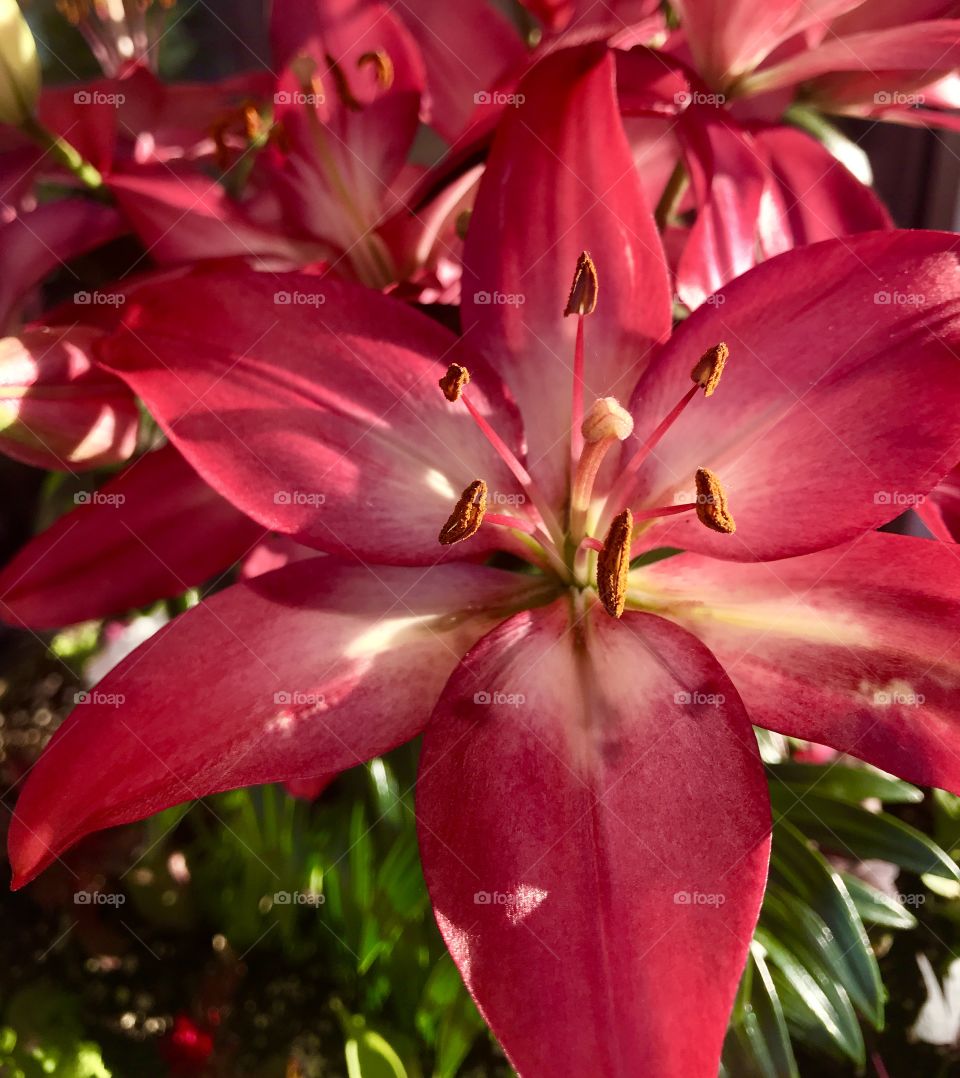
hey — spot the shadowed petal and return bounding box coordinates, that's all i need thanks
[8,559,549,888]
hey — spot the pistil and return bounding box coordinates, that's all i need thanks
[569,396,633,541]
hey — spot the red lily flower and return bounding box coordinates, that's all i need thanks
[672,0,960,129]
[8,46,960,1076]
[615,48,892,307]
[0,324,138,471]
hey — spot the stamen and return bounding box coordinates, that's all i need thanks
[438,363,564,546]
[357,50,394,90]
[567,252,597,469]
[596,509,632,618]
[564,251,598,318]
[597,346,729,538]
[439,363,470,402]
[325,53,363,111]
[695,468,736,533]
[439,480,487,545]
[690,342,728,397]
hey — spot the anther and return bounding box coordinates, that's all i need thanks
[597,509,633,618]
[358,50,394,89]
[439,363,470,402]
[695,468,735,533]
[325,52,363,111]
[564,251,598,317]
[581,397,633,444]
[690,343,728,397]
[439,480,487,545]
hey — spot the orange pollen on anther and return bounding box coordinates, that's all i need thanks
[357,49,394,89]
[596,509,633,618]
[439,363,470,402]
[564,250,598,317]
[695,468,736,533]
[438,480,487,545]
[691,342,729,397]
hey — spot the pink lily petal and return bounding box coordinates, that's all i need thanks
[97,267,526,564]
[0,445,265,629]
[637,533,960,793]
[746,21,960,96]
[418,601,770,1077]
[754,124,892,258]
[625,231,960,562]
[107,168,325,267]
[0,325,138,471]
[241,535,318,579]
[672,0,863,88]
[8,559,545,888]
[395,0,528,142]
[676,112,767,309]
[462,45,671,507]
[0,200,125,331]
[918,464,960,541]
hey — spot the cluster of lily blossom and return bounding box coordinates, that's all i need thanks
[2,0,960,1073]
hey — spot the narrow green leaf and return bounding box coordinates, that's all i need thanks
[772,820,884,1025]
[841,873,917,930]
[768,763,922,804]
[770,789,960,880]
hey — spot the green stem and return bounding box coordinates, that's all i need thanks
[654,158,689,231]
[20,114,105,191]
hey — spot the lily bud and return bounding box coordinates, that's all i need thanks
[0,0,41,127]
[0,325,139,471]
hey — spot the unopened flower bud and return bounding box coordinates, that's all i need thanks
[0,0,41,127]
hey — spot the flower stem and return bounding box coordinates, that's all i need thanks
[20,115,105,191]
[654,159,688,231]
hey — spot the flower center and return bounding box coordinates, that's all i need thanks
[436,254,735,615]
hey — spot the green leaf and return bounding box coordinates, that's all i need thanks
[755,926,865,1063]
[841,873,917,930]
[345,1028,409,1078]
[771,820,884,1026]
[769,763,922,804]
[728,946,799,1078]
[770,788,960,880]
